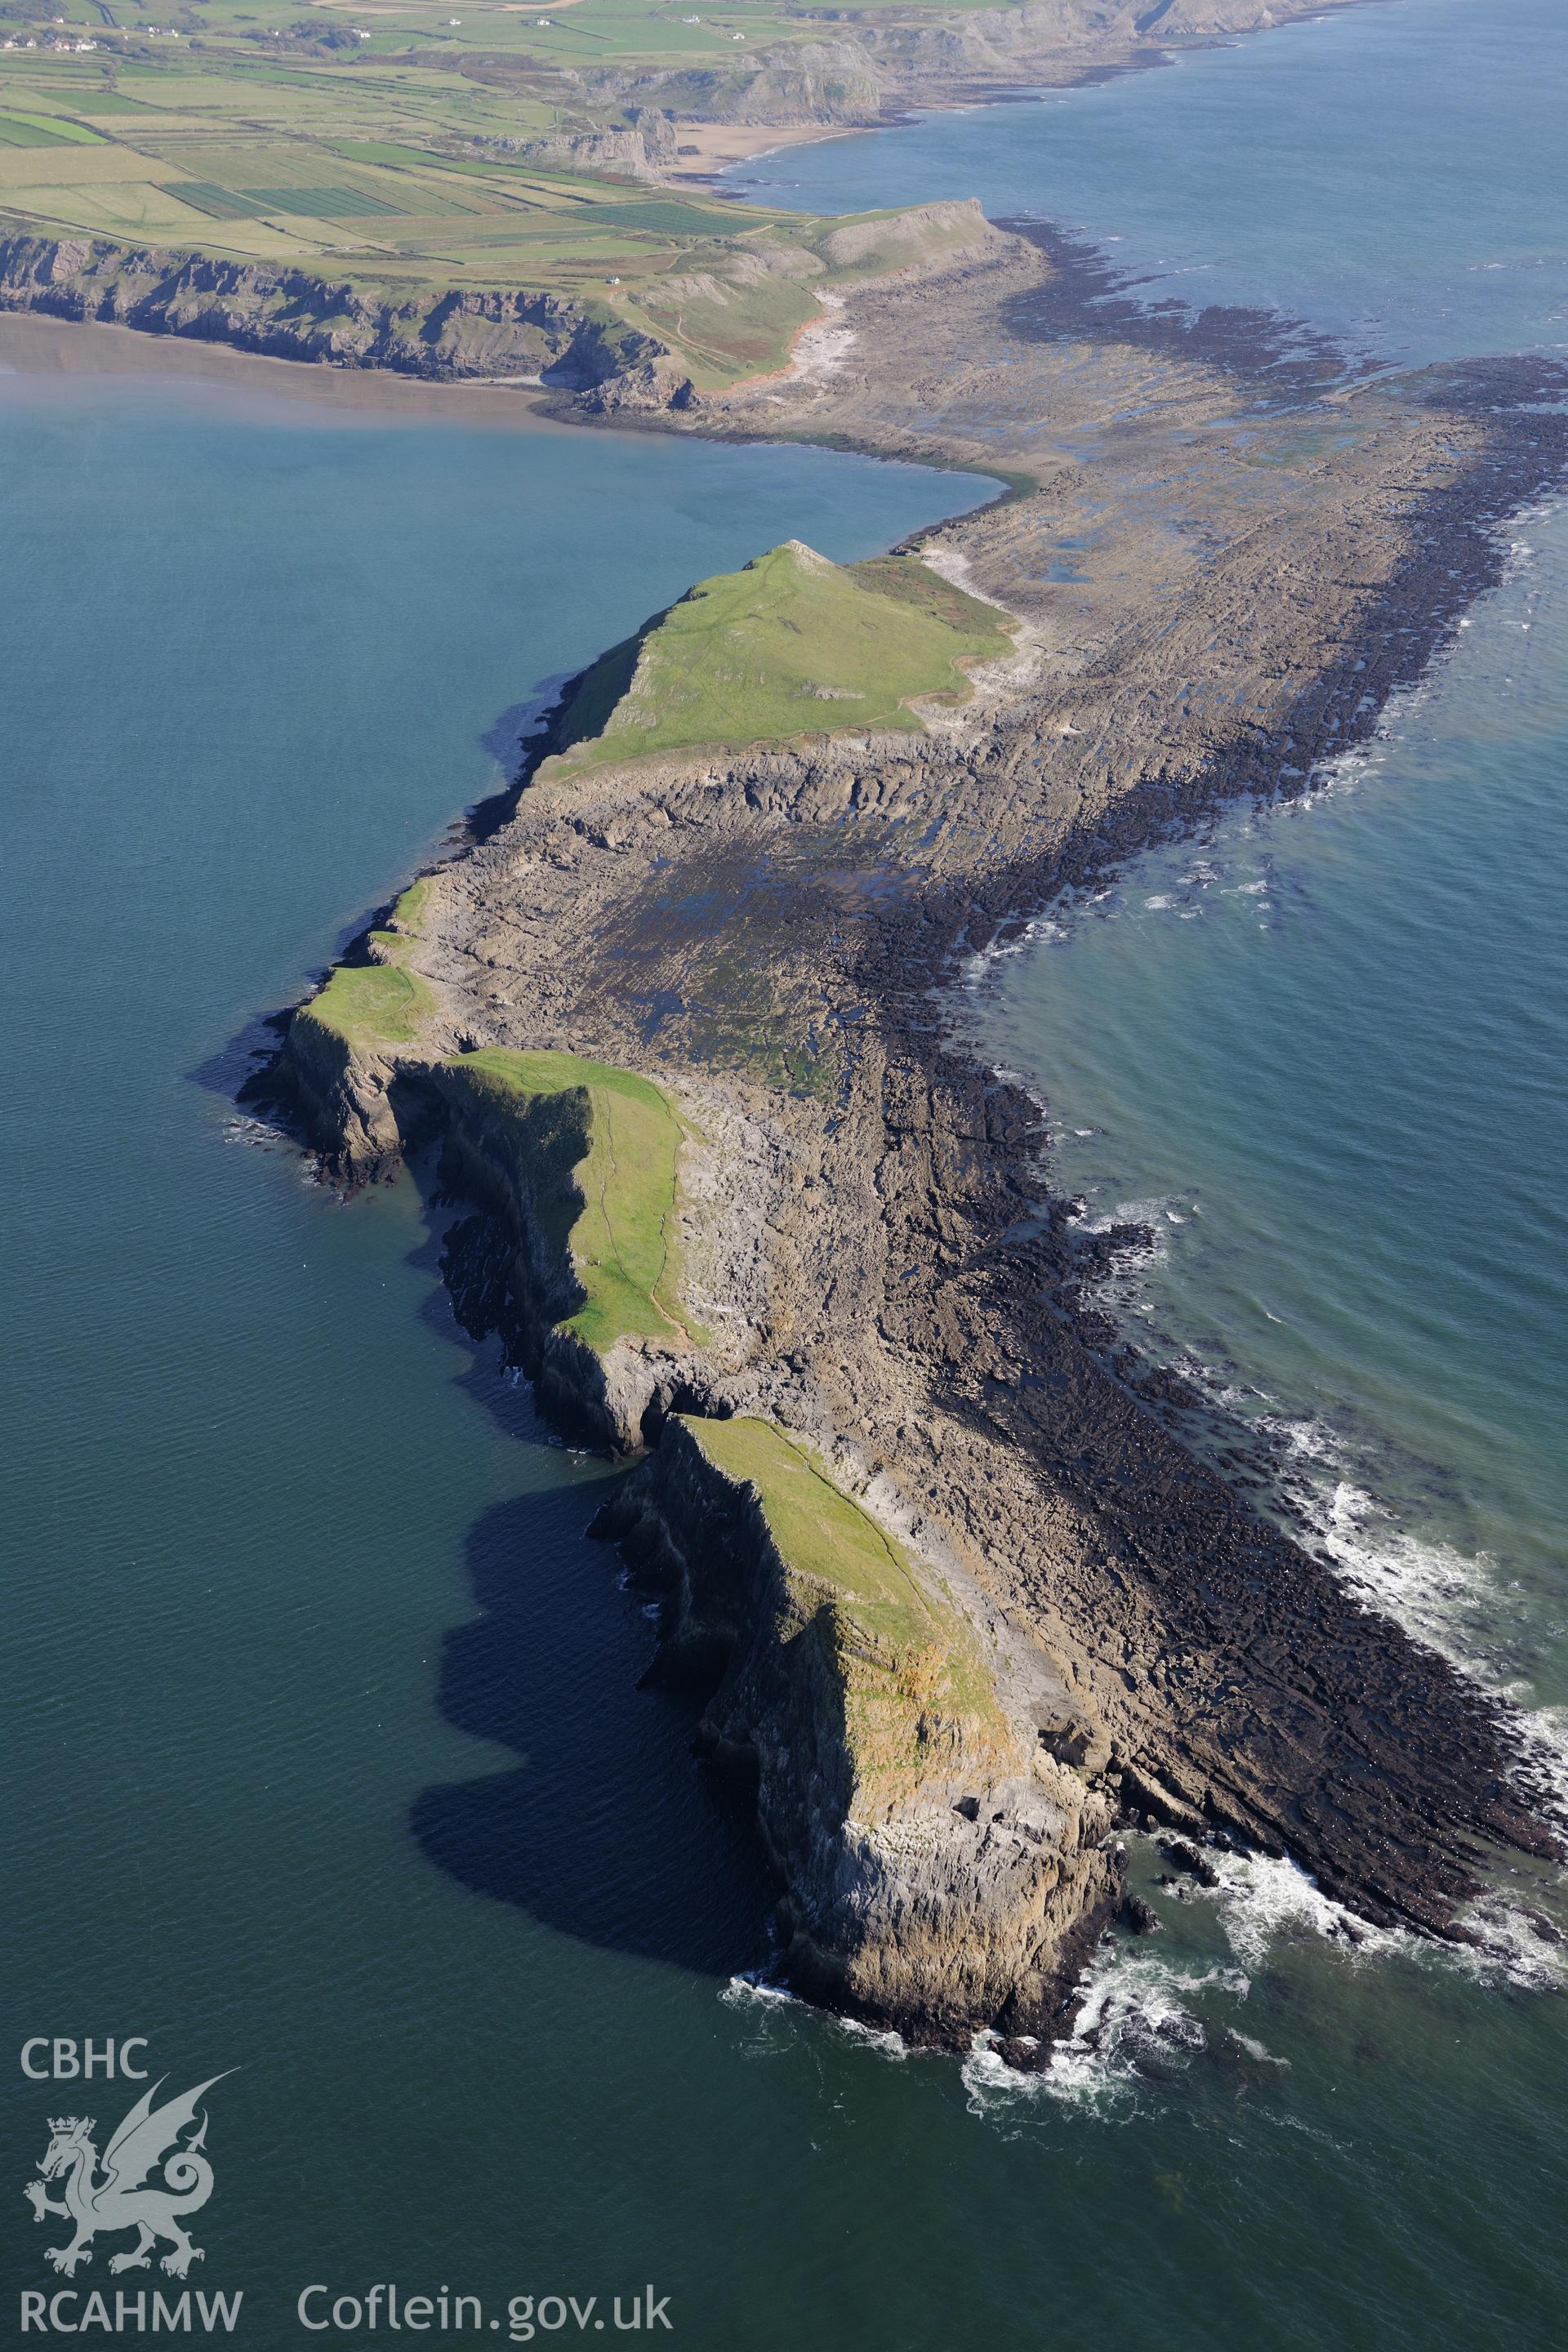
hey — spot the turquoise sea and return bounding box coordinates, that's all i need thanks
[4,1,1566,2345]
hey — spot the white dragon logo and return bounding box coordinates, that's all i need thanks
[24,2074,231,2279]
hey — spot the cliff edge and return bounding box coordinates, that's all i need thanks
[594,1415,1120,2042]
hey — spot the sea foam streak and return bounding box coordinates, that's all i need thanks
[961,1952,1250,2116]
[958,1837,1567,2120]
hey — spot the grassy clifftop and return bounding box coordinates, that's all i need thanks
[541,540,1013,779]
[681,1414,1009,1794]
[447,1047,687,1352]
[296,882,434,1053]
[686,1413,926,1624]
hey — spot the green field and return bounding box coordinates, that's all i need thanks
[0,0,1011,384]
[449,1046,687,1352]
[542,541,1013,778]
[297,884,434,1050]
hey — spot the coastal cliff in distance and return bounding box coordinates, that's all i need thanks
[543,0,1379,143]
[0,231,686,399]
[0,0,1365,408]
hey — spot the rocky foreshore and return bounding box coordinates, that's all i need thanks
[258,207,1568,2051]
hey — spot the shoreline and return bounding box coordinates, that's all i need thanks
[0,1,1395,418]
[894,427,1568,1846]
[666,120,863,187]
[0,310,570,425]
[952,492,1568,1775]
[666,0,1390,186]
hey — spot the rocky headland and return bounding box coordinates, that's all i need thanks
[0,198,1002,407]
[256,206,1568,2054]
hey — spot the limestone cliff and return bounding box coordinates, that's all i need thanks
[272,887,444,1185]
[593,1414,1122,2043]
[0,233,679,394]
[269,920,1125,2046]
[422,1055,692,1454]
[577,0,1374,131]
[278,1000,407,1185]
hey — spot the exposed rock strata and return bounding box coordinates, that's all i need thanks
[0,234,673,391]
[283,1004,406,1183]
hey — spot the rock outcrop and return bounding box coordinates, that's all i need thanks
[277,1001,407,1185]
[592,1415,1122,2042]
[484,107,680,183]
[423,1056,690,1454]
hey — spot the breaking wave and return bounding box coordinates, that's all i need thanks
[962,1952,1250,2118]
[957,1836,1567,2121]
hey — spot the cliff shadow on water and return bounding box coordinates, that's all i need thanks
[209,648,785,1987]
[396,1186,777,1984]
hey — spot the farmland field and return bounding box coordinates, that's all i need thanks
[0,0,989,379]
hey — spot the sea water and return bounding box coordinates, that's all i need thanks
[4,0,1568,2342]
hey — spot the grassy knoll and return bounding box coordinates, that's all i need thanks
[543,541,1013,778]
[449,1046,686,1352]
[681,1414,1007,1779]
[297,883,434,1051]
[0,0,1000,386]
